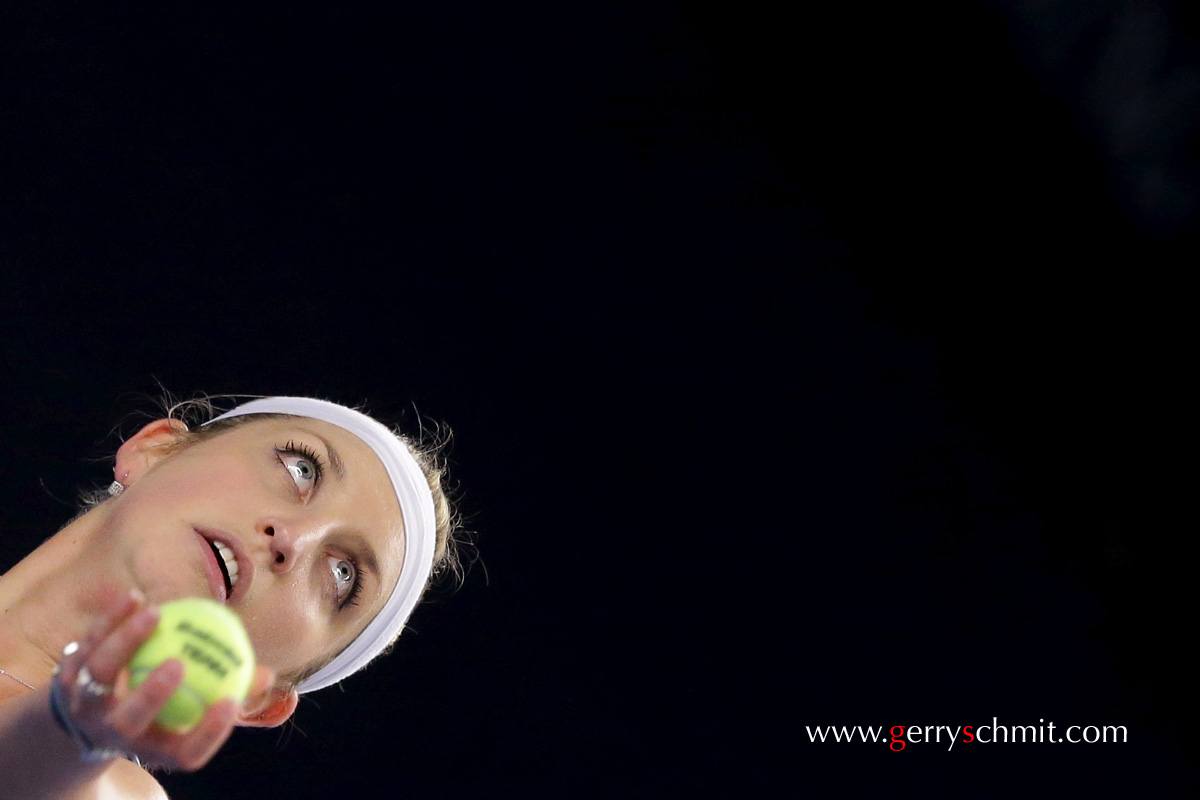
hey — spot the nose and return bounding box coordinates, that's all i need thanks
[259,518,316,574]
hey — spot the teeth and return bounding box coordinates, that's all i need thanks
[213,541,239,587]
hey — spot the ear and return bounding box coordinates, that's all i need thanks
[236,686,300,728]
[113,418,189,486]
[236,665,299,728]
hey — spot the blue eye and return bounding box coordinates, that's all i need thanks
[329,555,361,607]
[287,458,316,484]
[276,441,325,496]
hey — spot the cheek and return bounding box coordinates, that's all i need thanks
[239,594,328,671]
[157,443,266,489]
[101,492,201,599]
[129,548,198,605]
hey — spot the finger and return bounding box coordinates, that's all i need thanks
[56,589,146,686]
[83,605,161,687]
[61,585,146,666]
[81,588,147,652]
[94,584,147,619]
[144,698,238,773]
[171,698,238,771]
[105,659,184,741]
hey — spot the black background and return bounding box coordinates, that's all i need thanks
[1,2,1196,797]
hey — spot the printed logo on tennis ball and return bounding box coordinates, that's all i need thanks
[127,598,256,733]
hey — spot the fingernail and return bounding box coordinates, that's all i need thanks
[152,658,185,684]
[135,606,161,629]
[129,587,146,605]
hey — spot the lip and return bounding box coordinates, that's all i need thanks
[194,528,253,604]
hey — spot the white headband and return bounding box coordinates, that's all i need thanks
[206,397,436,693]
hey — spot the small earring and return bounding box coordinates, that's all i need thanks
[107,481,125,497]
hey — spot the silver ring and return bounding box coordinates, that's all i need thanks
[53,641,80,676]
[76,666,112,698]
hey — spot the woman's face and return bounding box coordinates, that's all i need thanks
[100,417,406,684]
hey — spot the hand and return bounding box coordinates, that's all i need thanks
[52,587,274,772]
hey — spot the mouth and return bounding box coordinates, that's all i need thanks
[209,540,237,597]
[195,529,251,603]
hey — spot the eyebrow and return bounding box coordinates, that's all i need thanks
[307,431,347,482]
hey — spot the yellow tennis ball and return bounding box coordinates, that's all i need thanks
[127,598,256,733]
